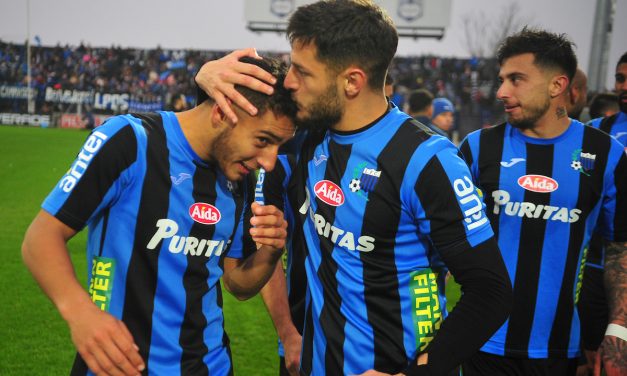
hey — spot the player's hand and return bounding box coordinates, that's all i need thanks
[195,48,277,123]
[66,302,144,376]
[283,331,302,376]
[595,334,626,376]
[249,202,288,250]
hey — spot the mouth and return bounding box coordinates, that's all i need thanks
[237,162,255,175]
[503,104,520,113]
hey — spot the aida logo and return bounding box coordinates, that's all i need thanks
[314,180,345,206]
[517,175,558,193]
[189,203,221,225]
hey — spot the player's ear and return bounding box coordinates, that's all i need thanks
[212,103,234,128]
[549,74,569,98]
[342,66,366,98]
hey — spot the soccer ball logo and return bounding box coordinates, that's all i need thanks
[349,179,361,192]
[570,160,582,171]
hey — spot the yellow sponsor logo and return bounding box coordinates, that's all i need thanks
[88,256,115,312]
[410,269,443,351]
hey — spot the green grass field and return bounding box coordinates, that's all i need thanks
[0,125,460,375]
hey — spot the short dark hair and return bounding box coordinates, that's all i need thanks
[617,51,627,69]
[588,92,619,119]
[497,27,577,81]
[196,57,297,121]
[408,89,434,113]
[287,0,398,90]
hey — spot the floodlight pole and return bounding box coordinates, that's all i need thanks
[26,0,34,114]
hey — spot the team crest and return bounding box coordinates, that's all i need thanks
[349,162,381,201]
[570,149,596,176]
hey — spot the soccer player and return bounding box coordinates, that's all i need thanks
[196,1,513,375]
[21,57,297,376]
[458,29,626,376]
[579,51,627,376]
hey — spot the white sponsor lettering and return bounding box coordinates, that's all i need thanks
[59,131,108,192]
[45,87,93,104]
[300,186,374,252]
[453,176,489,231]
[147,219,229,257]
[492,190,581,223]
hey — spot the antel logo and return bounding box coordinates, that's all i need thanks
[314,180,345,206]
[517,175,558,193]
[189,203,221,224]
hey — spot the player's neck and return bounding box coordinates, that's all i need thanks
[519,104,571,139]
[332,92,389,133]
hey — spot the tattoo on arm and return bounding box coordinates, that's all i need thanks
[556,106,568,119]
[604,240,627,325]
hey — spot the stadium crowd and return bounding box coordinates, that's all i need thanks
[0,39,506,136]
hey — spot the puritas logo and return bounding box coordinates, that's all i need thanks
[492,190,581,223]
[189,203,221,225]
[147,219,229,257]
[314,180,345,206]
[59,130,107,192]
[517,175,558,193]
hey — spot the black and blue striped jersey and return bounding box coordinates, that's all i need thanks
[459,120,627,359]
[255,154,308,358]
[285,106,495,375]
[586,111,627,268]
[42,112,253,375]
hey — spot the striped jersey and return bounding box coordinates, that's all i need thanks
[586,111,627,267]
[285,106,494,375]
[42,112,253,376]
[459,120,627,358]
[255,154,308,357]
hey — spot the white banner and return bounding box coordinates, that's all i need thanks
[0,113,50,127]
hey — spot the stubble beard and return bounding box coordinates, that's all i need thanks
[294,84,343,132]
[508,95,551,131]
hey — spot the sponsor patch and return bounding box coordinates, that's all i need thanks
[89,256,115,312]
[314,180,345,206]
[517,174,558,193]
[189,203,221,224]
[410,269,442,352]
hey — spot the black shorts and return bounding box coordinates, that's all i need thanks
[462,351,578,376]
[279,356,290,376]
[578,265,608,351]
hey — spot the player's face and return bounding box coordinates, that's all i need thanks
[497,53,552,130]
[432,111,454,131]
[615,62,627,113]
[210,110,295,181]
[284,41,343,131]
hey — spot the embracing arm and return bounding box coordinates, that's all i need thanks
[22,210,144,375]
[195,49,276,123]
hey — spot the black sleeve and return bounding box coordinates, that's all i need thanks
[404,236,512,376]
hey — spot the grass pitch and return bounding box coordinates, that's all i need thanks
[0,125,460,375]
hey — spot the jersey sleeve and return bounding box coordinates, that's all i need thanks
[41,116,139,231]
[411,142,494,257]
[598,148,627,242]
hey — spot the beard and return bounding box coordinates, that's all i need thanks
[508,95,551,130]
[294,83,343,132]
[209,126,238,179]
[619,93,627,113]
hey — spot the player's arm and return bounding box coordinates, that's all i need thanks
[595,240,627,376]
[22,210,144,376]
[260,263,302,376]
[223,203,287,300]
[406,146,512,376]
[195,49,276,123]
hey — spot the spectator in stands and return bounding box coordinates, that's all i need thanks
[407,88,449,139]
[431,97,455,138]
